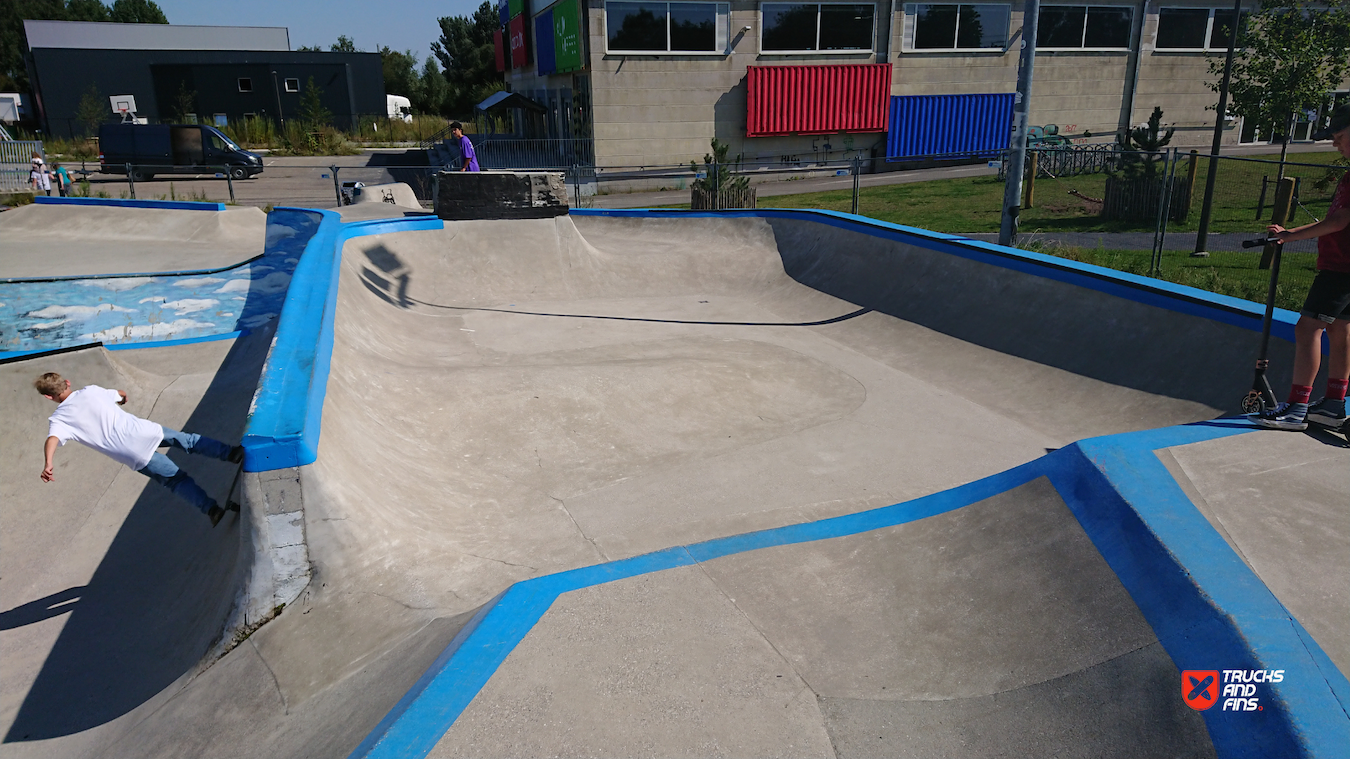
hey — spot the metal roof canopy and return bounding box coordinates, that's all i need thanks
[475,91,546,113]
[23,20,290,51]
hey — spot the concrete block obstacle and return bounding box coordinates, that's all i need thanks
[434,170,569,220]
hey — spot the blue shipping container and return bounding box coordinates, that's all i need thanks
[887,94,1016,160]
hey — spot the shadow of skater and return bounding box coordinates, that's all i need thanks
[359,245,412,309]
[1,214,321,743]
[0,587,86,630]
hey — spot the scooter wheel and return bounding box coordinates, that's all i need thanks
[1240,392,1264,415]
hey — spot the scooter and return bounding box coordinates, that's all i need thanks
[1239,236,1283,415]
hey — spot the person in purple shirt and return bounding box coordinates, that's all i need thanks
[450,121,479,172]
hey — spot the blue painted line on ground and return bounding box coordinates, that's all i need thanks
[349,417,1349,759]
[103,329,245,351]
[240,211,444,472]
[572,208,1299,344]
[34,195,226,211]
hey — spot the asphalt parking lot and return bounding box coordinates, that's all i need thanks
[66,152,434,209]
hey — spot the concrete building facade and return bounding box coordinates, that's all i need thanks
[498,1,1349,169]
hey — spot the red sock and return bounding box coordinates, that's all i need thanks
[1328,378,1349,402]
[1289,385,1313,405]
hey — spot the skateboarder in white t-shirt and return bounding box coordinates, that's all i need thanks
[35,372,243,527]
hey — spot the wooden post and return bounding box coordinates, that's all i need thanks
[1255,176,1269,219]
[1023,151,1039,209]
[1259,177,1296,270]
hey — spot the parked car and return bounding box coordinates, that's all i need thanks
[98,123,263,181]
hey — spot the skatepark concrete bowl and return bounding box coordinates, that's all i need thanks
[0,199,1345,758]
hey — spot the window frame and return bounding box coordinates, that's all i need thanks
[1153,6,1245,53]
[603,1,731,56]
[902,3,1013,53]
[1035,4,1134,52]
[759,2,879,55]
[284,78,300,93]
[237,77,254,93]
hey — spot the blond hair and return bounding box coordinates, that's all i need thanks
[34,372,66,397]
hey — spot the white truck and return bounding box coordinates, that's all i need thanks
[387,95,412,123]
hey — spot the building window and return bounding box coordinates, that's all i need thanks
[238,77,253,92]
[605,2,730,53]
[284,78,300,92]
[1036,5,1132,49]
[1156,7,1244,50]
[762,3,876,52]
[213,114,228,127]
[908,4,1010,49]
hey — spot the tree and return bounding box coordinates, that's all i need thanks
[418,56,449,116]
[170,80,197,122]
[107,0,166,23]
[1113,106,1174,180]
[74,82,106,136]
[298,77,331,127]
[1,0,167,91]
[1210,0,1350,168]
[330,35,358,52]
[430,1,501,117]
[380,46,419,99]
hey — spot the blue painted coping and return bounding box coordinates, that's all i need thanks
[240,211,444,472]
[0,330,246,366]
[573,208,1303,346]
[1,255,263,284]
[348,418,1349,759]
[34,195,227,212]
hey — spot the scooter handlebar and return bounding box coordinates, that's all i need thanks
[1242,237,1279,248]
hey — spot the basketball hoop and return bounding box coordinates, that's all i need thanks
[109,95,138,123]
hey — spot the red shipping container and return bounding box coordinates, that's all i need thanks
[746,64,892,137]
[509,15,529,69]
[494,28,506,72]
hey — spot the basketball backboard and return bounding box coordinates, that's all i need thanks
[109,94,137,115]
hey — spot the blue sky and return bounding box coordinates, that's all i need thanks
[153,0,484,60]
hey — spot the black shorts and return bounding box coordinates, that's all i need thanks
[1302,270,1350,323]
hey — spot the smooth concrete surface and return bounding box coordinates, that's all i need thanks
[1161,431,1349,681]
[1,212,1332,757]
[434,479,1214,758]
[0,204,266,279]
[0,337,262,748]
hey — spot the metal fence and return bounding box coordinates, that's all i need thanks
[1,140,45,193]
[20,145,1343,315]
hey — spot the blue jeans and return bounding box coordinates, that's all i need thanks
[135,426,233,514]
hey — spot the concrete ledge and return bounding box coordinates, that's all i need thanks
[435,171,569,220]
[34,195,227,211]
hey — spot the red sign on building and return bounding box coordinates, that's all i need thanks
[509,15,529,70]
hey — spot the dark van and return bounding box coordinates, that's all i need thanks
[98,123,263,181]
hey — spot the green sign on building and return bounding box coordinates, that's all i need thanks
[553,0,583,73]
[508,0,524,18]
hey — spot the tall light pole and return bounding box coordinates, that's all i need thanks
[271,70,285,127]
[1000,0,1040,247]
[1193,0,1244,257]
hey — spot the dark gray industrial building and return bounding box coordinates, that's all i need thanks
[23,20,385,138]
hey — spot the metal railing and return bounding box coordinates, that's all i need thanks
[1,140,44,192]
[473,137,596,171]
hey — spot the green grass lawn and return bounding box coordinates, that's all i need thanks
[1037,245,1316,311]
[759,151,1345,236]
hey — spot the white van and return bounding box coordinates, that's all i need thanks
[387,95,412,123]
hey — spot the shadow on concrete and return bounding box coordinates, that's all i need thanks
[366,151,440,201]
[0,587,85,630]
[3,302,275,743]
